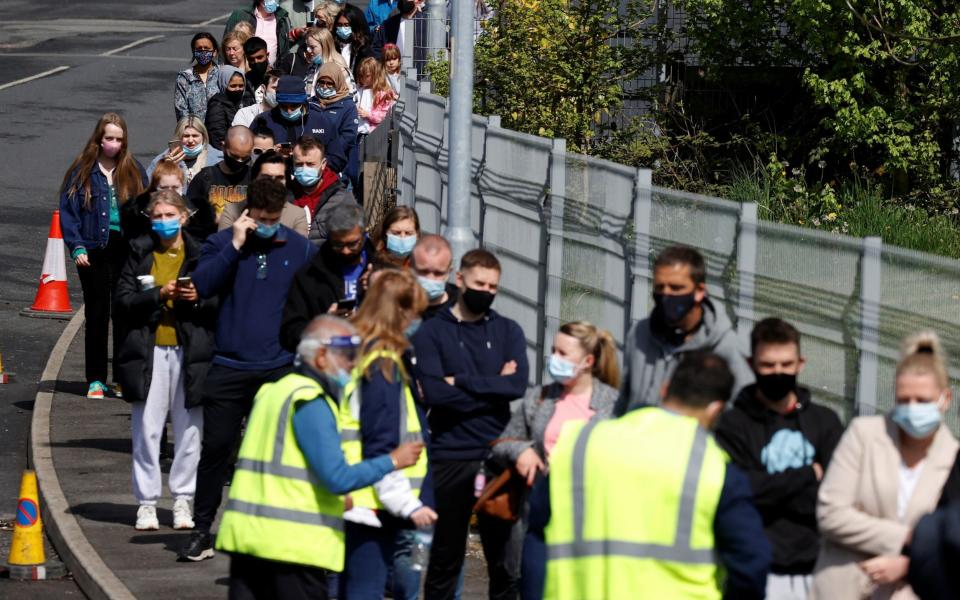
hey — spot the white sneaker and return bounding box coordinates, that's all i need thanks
[135,505,159,531]
[172,498,195,530]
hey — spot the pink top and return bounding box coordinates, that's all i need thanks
[255,11,278,65]
[543,391,595,459]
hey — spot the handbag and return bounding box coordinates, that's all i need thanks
[472,437,532,523]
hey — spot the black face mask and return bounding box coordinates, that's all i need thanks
[462,287,495,315]
[756,373,797,402]
[247,61,268,85]
[652,291,697,325]
[222,153,249,173]
[226,89,244,103]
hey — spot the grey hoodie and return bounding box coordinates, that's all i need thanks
[614,296,754,415]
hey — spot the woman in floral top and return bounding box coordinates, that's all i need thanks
[174,32,222,122]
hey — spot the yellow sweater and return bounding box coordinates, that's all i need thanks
[151,245,184,346]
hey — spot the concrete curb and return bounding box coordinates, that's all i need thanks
[28,307,137,600]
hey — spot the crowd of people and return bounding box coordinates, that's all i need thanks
[54,1,960,599]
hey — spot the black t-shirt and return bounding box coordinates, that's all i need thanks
[185,163,250,240]
[422,283,459,321]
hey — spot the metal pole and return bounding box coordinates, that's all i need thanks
[855,237,883,416]
[426,0,448,63]
[444,0,475,268]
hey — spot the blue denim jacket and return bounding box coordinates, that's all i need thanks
[59,162,147,254]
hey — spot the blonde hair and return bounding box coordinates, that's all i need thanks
[232,21,254,38]
[559,321,620,389]
[305,27,348,69]
[897,330,950,389]
[174,116,210,146]
[221,30,250,69]
[145,190,189,216]
[358,56,395,101]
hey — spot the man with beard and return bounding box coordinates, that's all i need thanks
[279,202,373,352]
[180,177,317,562]
[614,245,754,415]
[185,125,254,239]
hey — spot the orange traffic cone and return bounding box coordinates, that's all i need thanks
[2,470,65,580]
[20,210,74,319]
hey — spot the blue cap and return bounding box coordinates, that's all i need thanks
[275,75,308,105]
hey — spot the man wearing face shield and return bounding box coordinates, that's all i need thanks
[216,315,425,599]
[714,318,843,598]
[613,245,754,416]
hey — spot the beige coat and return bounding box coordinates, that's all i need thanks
[811,415,958,600]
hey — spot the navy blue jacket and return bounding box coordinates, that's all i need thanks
[192,226,317,370]
[60,162,147,254]
[524,460,770,600]
[311,97,359,183]
[412,306,529,460]
[251,104,347,173]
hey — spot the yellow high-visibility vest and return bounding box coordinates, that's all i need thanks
[545,407,728,600]
[340,349,427,509]
[216,372,347,571]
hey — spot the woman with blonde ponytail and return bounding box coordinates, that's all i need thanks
[812,330,958,599]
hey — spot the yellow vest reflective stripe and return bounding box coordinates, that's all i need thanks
[545,408,726,600]
[215,373,346,571]
[340,349,428,508]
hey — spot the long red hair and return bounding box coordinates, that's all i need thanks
[60,113,144,207]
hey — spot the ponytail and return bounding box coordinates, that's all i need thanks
[558,321,621,390]
[896,330,949,389]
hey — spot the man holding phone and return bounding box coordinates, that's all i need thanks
[280,203,374,353]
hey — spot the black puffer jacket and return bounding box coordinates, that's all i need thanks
[204,92,242,150]
[115,233,217,406]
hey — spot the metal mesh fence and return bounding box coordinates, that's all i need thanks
[378,80,960,431]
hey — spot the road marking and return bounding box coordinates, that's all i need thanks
[100,35,165,56]
[195,13,231,26]
[0,52,182,63]
[0,65,69,91]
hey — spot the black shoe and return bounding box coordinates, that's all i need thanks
[178,530,214,562]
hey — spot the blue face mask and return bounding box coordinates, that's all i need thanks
[891,399,943,439]
[386,233,416,257]
[151,217,181,240]
[281,107,302,121]
[262,0,279,13]
[182,144,202,159]
[547,354,580,384]
[312,54,324,66]
[316,86,337,99]
[333,368,352,389]
[336,26,353,41]
[294,166,321,187]
[418,276,447,301]
[255,222,281,239]
[405,318,422,339]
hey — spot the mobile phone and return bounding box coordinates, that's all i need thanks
[279,142,292,151]
[177,276,192,287]
[168,140,181,153]
[335,298,357,314]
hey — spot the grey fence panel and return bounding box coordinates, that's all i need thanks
[413,94,447,233]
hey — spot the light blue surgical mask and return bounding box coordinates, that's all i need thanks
[548,354,580,385]
[316,86,337,99]
[182,144,203,159]
[263,0,279,13]
[264,90,278,108]
[151,218,181,240]
[312,54,324,66]
[336,26,353,41]
[255,222,281,238]
[294,166,321,187]
[891,398,944,439]
[333,368,352,389]
[405,318,422,339]
[281,107,302,121]
[418,276,446,301]
[386,233,416,257]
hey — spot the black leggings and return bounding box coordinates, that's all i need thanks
[76,232,125,385]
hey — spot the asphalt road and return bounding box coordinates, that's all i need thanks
[0,0,240,593]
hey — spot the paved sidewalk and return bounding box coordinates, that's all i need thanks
[48,323,489,598]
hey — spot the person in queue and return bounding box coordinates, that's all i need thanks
[410,234,458,320]
[175,32,222,122]
[146,116,223,193]
[311,62,359,190]
[382,43,402,94]
[126,161,187,240]
[356,56,396,135]
[218,149,308,236]
[204,66,251,150]
[252,125,277,157]
[233,68,282,129]
[373,205,419,269]
[60,112,147,400]
[338,270,437,598]
[289,135,354,242]
[370,0,421,57]
[251,75,347,173]
[494,321,620,600]
[413,248,529,600]
[527,351,771,599]
[221,29,250,72]
[334,4,375,82]
[115,190,214,532]
[179,177,317,562]
[715,318,843,599]
[215,315,425,599]
[365,0,396,31]
[280,203,373,352]
[185,125,254,239]
[811,331,958,597]
[224,0,293,66]
[242,36,271,104]
[614,245,753,415]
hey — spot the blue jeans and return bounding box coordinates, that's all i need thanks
[392,528,466,600]
[340,521,394,599]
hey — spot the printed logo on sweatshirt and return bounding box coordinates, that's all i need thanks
[760,429,814,474]
[311,128,327,135]
[208,185,248,216]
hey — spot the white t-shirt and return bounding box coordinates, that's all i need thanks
[357,88,374,135]
[897,459,925,521]
[255,12,279,65]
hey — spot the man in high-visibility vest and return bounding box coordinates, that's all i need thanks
[215,315,424,599]
[526,351,771,600]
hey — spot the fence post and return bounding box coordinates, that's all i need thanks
[736,202,759,350]
[856,237,883,415]
[401,18,415,73]
[425,0,448,63]
[629,169,653,334]
[541,138,567,385]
